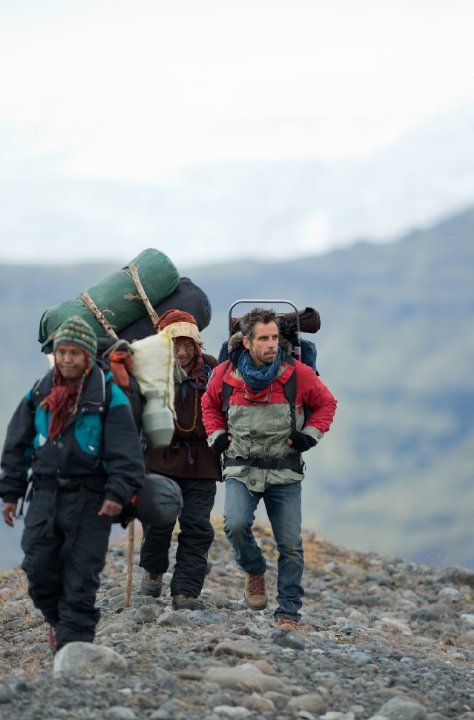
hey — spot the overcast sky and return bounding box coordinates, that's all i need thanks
[1,0,473,262]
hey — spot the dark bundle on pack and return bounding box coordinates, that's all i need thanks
[230,306,321,338]
[118,277,212,342]
[219,306,321,374]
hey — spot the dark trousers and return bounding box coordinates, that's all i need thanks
[21,487,112,650]
[139,478,216,597]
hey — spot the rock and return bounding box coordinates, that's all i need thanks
[272,629,305,650]
[109,595,126,610]
[0,685,13,703]
[53,642,127,676]
[349,706,366,717]
[214,707,251,718]
[350,650,372,666]
[348,609,369,626]
[102,622,129,634]
[104,708,136,720]
[263,691,290,709]
[205,666,288,693]
[287,693,328,714]
[376,617,412,635]
[321,713,355,720]
[460,630,474,647]
[206,692,235,708]
[156,609,193,627]
[241,692,275,712]
[438,587,461,600]
[149,700,187,719]
[131,594,157,607]
[460,613,474,626]
[133,605,156,624]
[373,696,428,720]
[213,639,261,658]
[253,659,278,675]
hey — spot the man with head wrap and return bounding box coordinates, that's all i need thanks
[139,310,221,609]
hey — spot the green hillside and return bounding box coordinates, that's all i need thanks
[0,207,473,568]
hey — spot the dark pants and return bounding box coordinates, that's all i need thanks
[140,478,216,597]
[21,487,112,650]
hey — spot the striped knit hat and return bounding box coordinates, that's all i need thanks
[53,315,98,362]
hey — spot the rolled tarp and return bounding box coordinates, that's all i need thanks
[38,248,180,352]
[118,277,212,342]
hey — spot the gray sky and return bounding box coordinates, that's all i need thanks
[1,0,473,263]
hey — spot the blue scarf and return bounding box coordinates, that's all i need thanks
[237,346,284,392]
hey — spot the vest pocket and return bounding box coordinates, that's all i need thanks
[74,414,103,455]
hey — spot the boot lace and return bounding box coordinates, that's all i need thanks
[248,574,265,595]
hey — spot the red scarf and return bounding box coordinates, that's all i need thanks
[184,342,208,388]
[40,383,80,440]
[40,363,88,440]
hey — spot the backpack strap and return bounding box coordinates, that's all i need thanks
[221,360,234,420]
[282,356,297,435]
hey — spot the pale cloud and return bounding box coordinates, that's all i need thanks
[0,0,473,182]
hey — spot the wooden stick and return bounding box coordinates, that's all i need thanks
[124,520,135,608]
[129,263,160,327]
[81,291,119,339]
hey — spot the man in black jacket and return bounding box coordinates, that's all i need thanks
[0,316,145,651]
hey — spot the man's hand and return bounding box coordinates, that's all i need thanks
[210,433,232,456]
[2,503,17,527]
[98,500,123,517]
[287,431,317,452]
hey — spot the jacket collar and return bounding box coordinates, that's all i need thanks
[225,359,294,391]
[36,363,106,408]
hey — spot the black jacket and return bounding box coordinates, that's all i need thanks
[0,364,145,505]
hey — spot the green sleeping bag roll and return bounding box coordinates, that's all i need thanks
[39,248,179,352]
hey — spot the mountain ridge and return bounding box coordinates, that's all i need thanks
[0,205,472,569]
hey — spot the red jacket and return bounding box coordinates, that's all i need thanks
[201,358,337,488]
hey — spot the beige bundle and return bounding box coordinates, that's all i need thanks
[131,330,175,447]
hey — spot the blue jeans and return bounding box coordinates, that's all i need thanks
[224,478,304,619]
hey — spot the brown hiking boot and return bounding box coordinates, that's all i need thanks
[275,615,299,632]
[140,571,163,598]
[172,594,203,611]
[244,572,268,610]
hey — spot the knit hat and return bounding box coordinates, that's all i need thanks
[53,315,98,362]
[155,309,203,346]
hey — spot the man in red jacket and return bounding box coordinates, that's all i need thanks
[202,307,337,630]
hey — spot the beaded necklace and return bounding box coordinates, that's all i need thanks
[174,388,200,433]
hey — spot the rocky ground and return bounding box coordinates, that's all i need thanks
[0,521,473,720]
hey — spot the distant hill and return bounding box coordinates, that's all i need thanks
[0,206,473,569]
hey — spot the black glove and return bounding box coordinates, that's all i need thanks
[289,430,317,452]
[210,433,231,456]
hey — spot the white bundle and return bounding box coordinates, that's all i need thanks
[131,330,175,448]
[131,329,174,410]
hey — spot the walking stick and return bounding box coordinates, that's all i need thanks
[124,519,135,608]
